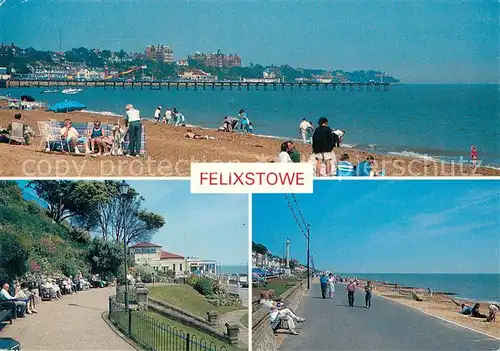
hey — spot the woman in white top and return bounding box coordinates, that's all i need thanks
[328,273,336,298]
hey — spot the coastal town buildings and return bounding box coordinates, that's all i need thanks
[128,242,217,277]
[188,49,241,68]
[178,69,218,82]
[145,45,174,63]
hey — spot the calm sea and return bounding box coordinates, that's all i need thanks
[3,84,499,167]
[343,273,500,302]
[218,265,247,275]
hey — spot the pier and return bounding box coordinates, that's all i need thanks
[1,79,391,92]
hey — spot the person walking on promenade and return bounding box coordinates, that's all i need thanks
[320,274,329,299]
[346,280,357,307]
[125,104,141,157]
[364,281,373,308]
[328,273,336,298]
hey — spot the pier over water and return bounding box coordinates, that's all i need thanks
[1,79,391,92]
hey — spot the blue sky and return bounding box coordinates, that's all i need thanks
[252,180,500,274]
[19,180,248,266]
[1,0,498,83]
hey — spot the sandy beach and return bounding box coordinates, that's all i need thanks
[1,108,499,177]
[362,280,500,339]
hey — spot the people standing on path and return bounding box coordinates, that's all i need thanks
[346,279,357,307]
[364,281,373,308]
[299,118,312,144]
[320,273,329,299]
[328,273,336,298]
[125,104,141,157]
[312,117,335,177]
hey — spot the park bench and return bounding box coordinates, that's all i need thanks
[0,310,12,325]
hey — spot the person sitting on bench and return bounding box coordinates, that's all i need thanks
[0,283,27,317]
[260,291,305,335]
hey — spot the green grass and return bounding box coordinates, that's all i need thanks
[149,285,242,318]
[253,278,302,299]
[111,310,239,351]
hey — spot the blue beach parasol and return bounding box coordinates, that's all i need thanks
[47,100,86,113]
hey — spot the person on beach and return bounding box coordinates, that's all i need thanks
[220,116,239,132]
[346,280,357,307]
[320,274,329,299]
[185,129,215,140]
[278,142,293,163]
[287,141,301,163]
[299,118,312,144]
[238,109,250,135]
[328,273,336,298]
[248,122,254,134]
[60,119,91,154]
[124,104,141,157]
[471,303,487,319]
[470,145,478,167]
[487,304,499,322]
[6,113,35,145]
[312,117,335,177]
[364,281,373,308]
[154,106,162,124]
[89,120,107,155]
[336,153,355,176]
[173,108,186,126]
[459,303,473,315]
[163,108,173,124]
[110,119,128,156]
[332,129,345,147]
[355,155,384,177]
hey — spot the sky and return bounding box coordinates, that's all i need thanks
[18,180,249,266]
[252,180,500,274]
[0,0,498,83]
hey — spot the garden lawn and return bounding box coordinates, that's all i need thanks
[149,285,243,318]
[253,278,302,299]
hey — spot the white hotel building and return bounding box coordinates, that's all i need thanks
[129,242,217,277]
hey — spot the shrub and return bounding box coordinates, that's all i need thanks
[134,265,157,283]
[194,277,213,296]
[186,274,199,287]
[69,227,92,243]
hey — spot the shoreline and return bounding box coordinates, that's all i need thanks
[1,107,499,177]
[354,279,500,339]
[83,109,500,171]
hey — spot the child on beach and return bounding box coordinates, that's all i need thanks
[110,120,128,156]
[337,153,355,176]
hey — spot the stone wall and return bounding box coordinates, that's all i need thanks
[147,297,237,345]
[252,279,307,351]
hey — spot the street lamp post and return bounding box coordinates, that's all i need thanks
[307,224,310,290]
[119,180,130,311]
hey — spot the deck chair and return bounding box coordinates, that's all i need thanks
[8,121,25,144]
[37,120,62,152]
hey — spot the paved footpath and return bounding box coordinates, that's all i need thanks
[281,282,499,351]
[1,287,135,350]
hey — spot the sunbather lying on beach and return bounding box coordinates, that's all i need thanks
[185,129,215,140]
[470,303,488,319]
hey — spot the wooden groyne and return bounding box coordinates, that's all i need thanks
[1,79,391,92]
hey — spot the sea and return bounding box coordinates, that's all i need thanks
[3,84,499,167]
[218,265,247,275]
[342,273,500,302]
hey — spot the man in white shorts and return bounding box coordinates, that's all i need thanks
[312,117,335,176]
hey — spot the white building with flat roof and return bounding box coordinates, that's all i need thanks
[129,242,186,277]
[186,257,217,275]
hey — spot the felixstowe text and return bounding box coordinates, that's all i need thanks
[191,163,313,194]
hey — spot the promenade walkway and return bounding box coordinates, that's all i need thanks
[280,282,499,351]
[1,287,135,350]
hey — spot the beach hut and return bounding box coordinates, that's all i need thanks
[47,101,86,113]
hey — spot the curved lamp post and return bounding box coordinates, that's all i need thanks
[119,180,130,310]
